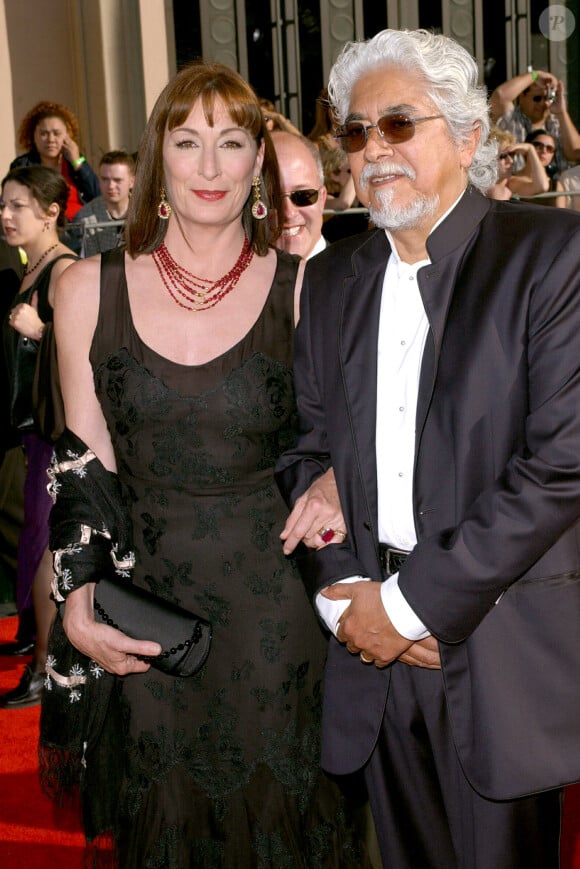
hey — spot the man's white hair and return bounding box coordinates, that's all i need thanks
[328,28,497,193]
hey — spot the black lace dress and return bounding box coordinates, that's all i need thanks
[88,249,369,868]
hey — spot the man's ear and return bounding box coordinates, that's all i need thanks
[459,124,480,170]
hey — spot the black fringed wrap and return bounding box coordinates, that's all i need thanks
[39,428,134,843]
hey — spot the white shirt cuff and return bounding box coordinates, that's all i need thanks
[315,576,368,635]
[380,573,430,641]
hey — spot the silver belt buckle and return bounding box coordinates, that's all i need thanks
[386,546,409,575]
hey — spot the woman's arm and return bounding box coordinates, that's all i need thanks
[9,256,77,339]
[54,258,116,468]
[53,259,161,673]
[552,179,569,209]
[47,254,77,308]
[325,174,357,211]
[509,143,550,195]
[293,257,306,326]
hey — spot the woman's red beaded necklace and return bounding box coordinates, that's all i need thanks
[152,237,254,311]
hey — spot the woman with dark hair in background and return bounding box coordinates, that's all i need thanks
[0,165,77,707]
[40,61,370,868]
[524,129,568,207]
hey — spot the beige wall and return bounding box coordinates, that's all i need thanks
[0,1,16,177]
[2,0,81,171]
[0,0,175,177]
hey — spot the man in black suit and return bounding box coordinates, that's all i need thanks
[276,28,580,868]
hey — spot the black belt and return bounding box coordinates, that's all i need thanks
[378,544,410,576]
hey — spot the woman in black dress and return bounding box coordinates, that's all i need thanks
[0,166,77,706]
[40,62,370,868]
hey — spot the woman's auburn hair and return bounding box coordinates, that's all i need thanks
[18,101,80,152]
[125,61,281,258]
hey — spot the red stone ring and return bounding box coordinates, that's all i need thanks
[318,527,347,543]
[318,527,335,543]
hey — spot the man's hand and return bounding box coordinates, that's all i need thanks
[534,70,559,92]
[398,636,441,669]
[322,581,412,666]
[280,468,347,554]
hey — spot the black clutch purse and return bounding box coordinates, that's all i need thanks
[94,577,212,676]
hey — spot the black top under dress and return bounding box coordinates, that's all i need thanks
[88,249,369,868]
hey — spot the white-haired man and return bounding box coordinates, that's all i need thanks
[277,28,580,868]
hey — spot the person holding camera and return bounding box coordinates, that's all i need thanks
[490,68,569,176]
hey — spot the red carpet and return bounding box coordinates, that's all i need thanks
[0,616,84,868]
[563,786,580,868]
[1,613,580,867]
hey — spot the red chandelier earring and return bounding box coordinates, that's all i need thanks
[158,187,172,220]
[251,176,267,220]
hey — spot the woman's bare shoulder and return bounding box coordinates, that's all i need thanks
[54,254,104,333]
[55,254,103,307]
[56,254,101,288]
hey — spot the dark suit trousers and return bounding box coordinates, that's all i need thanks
[364,662,561,869]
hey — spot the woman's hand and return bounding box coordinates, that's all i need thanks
[61,132,81,165]
[62,584,162,675]
[9,292,44,340]
[280,468,347,554]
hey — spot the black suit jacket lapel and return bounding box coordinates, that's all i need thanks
[416,190,491,448]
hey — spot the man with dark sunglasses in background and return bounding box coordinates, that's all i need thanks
[490,66,570,175]
[270,131,328,260]
[276,28,580,869]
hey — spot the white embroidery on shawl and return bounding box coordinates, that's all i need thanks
[47,448,98,502]
[51,525,113,602]
[45,661,87,689]
[44,655,104,703]
[111,545,135,577]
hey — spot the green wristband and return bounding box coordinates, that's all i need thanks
[72,156,86,169]
[531,70,538,81]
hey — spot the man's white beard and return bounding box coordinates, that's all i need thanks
[367,187,440,231]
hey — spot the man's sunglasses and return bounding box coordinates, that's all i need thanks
[282,188,321,207]
[334,113,444,153]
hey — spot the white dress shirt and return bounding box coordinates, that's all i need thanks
[307,234,328,260]
[316,197,463,641]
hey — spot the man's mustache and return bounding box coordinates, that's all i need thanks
[358,162,416,186]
